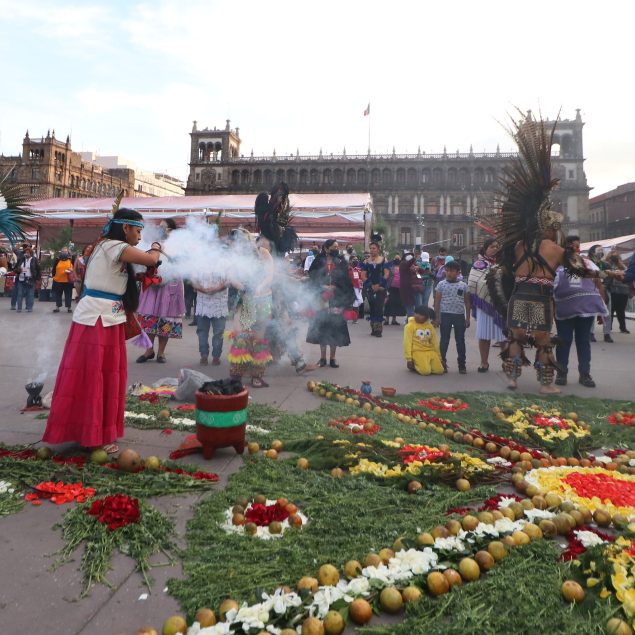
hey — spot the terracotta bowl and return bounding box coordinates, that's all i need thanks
[195,388,249,412]
[381,387,397,397]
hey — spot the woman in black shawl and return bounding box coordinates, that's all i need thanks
[306,239,355,367]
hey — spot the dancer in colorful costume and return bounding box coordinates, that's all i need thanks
[489,112,586,394]
[226,230,275,388]
[44,205,160,452]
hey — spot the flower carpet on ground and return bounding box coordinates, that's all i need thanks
[5,389,635,634]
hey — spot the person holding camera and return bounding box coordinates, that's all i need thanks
[15,246,41,312]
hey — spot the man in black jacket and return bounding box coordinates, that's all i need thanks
[15,246,41,312]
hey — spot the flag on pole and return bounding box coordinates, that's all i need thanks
[363,103,370,117]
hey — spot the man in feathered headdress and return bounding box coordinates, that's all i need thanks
[490,112,586,394]
[254,182,298,255]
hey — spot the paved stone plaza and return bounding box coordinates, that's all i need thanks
[0,298,633,634]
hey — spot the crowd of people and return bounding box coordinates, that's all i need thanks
[4,231,634,391]
[3,203,634,457]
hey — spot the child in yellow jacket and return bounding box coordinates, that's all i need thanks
[404,306,444,375]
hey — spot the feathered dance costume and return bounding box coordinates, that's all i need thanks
[226,188,298,380]
[488,112,586,388]
[254,182,298,255]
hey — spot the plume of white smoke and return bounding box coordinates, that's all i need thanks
[145,218,323,315]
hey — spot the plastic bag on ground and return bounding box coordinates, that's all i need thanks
[174,368,213,402]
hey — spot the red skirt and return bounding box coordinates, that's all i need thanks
[43,319,127,447]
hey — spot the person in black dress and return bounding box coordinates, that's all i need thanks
[361,241,390,337]
[306,239,354,367]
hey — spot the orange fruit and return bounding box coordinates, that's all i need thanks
[427,571,450,595]
[562,580,585,603]
[349,599,373,624]
[443,568,463,587]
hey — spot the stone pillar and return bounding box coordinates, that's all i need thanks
[446,195,451,215]
[388,195,392,215]
[394,195,399,215]
[440,196,444,215]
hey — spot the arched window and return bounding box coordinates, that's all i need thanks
[286,169,297,185]
[382,168,392,184]
[334,169,343,185]
[421,169,430,184]
[264,170,273,185]
[407,168,417,184]
[560,135,572,157]
[485,168,496,184]
[357,169,368,185]
[299,169,308,185]
[447,168,457,186]
[371,168,380,185]
[474,168,484,185]
[231,170,240,185]
[432,168,442,185]
[396,168,405,184]
[310,169,319,185]
[323,169,332,184]
[346,168,356,185]
[458,168,469,188]
[241,169,249,185]
[253,170,262,185]
[275,169,285,183]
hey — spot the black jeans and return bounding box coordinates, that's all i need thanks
[555,316,593,375]
[610,293,629,331]
[367,287,386,323]
[52,281,73,308]
[440,313,466,367]
[184,282,197,318]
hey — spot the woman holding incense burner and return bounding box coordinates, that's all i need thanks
[43,209,161,454]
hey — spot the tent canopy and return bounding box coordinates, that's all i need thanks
[29,192,372,249]
[580,233,635,253]
[28,193,372,223]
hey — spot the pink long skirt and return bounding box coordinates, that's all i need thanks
[43,319,127,447]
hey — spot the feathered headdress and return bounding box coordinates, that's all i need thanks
[254,182,298,254]
[0,171,36,245]
[493,111,562,279]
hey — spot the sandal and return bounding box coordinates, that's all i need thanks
[102,443,119,454]
[136,352,155,363]
[156,355,166,363]
[251,377,269,388]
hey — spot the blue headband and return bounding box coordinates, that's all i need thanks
[102,218,144,234]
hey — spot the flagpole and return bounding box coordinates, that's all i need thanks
[367,100,371,154]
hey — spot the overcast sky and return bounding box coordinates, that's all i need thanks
[0,0,632,195]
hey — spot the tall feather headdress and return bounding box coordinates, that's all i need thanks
[254,182,298,254]
[0,170,36,245]
[493,110,562,279]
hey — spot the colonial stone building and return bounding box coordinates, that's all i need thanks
[588,182,635,241]
[0,131,135,200]
[185,112,591,253]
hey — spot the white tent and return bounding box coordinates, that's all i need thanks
[580,233,635,253]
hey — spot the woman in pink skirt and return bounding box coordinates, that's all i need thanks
[136,217,185,364]
[43,209,160,454]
